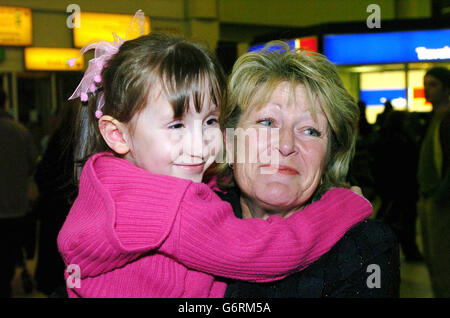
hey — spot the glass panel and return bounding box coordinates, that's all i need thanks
[17,72,51,153]
[408,69,432,113]
[360,70,406,124]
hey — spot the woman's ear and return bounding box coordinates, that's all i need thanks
[98,115,130,155]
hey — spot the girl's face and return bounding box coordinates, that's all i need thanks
[124,89,223,183]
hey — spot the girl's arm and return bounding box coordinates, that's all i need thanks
[59,154,371,281]
[108,168,372,282]
[161,184,372,282]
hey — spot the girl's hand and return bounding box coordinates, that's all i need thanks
[350,186,363,196]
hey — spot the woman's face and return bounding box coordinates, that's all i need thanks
[231,82,329,214]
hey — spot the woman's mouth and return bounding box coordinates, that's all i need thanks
[260,164,299,175]
[277,165,299,175]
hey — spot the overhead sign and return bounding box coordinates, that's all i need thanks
[73,12,151,48]
[25,47,84,71]
[0,6,32,46]
[324,29,450,65]
[249,36,318,53]
[294,36,318,53]
[360,89,407,107]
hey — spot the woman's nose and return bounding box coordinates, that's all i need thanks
[277,128,297,157]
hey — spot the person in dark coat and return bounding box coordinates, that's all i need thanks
[0,89,38,297]
[373,111,423,261]
[33,100,79,295]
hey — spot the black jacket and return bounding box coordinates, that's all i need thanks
[219,188,400,298]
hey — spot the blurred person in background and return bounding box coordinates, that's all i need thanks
[417,66,450,298]
[373,110,423,262]
[375,100,394,128]
[348,101,377,202]
[0,88,38,297]
[32,100,79,295]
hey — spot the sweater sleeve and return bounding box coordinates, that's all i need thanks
[58,154,372,282]
[163,184,372,282]
[57,155,193,278]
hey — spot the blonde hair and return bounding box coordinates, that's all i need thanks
[217,41,359,201]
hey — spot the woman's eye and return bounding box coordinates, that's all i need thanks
[257,118,274,127]
[304,128,321,137]
[168,122,184,129]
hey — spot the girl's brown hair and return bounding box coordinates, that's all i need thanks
[74,33,226,180]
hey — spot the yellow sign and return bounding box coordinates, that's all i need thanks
[0,6,32,46]
[25,47,84,71]
[73,12,151,48]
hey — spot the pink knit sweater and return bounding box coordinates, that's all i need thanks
[57,152,372,298]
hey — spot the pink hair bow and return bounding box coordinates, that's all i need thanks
[68,10,146,118]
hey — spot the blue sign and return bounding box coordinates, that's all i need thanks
[324,29,450,65]
[360,89,406,106]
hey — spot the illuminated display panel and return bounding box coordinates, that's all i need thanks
[25,47,84,71]
[408,69,432,113]
[0,6,32,46]
[359,69,433,123]
[324,29,450,65]
[294,37,317,53]
[73,12,151,48]
[249,36,318,53]
[360,71,407,124]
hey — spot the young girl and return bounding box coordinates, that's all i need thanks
[58,32,372,298]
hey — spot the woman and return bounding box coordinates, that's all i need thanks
[417,67,450,297]
[215,41,400,297]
